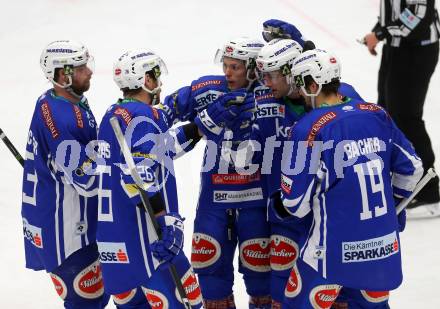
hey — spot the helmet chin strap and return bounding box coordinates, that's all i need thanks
[245,64,258,91]
[50,75,83,99]
[50,75,72,89]
[301,84,322,109]
[142,79,162,105]
[142,79,162,95]
[66,87,83,99]
[286,75,296,96]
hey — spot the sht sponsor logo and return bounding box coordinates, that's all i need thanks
[97,242,130,264]
[342,232,399,263]
[213,188,264,203]
[191,233,221,268]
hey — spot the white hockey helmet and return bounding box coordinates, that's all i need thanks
[113,49,168,95]
[40,40,93,88]
[292,49,341,97]
[256,39,303,78]
[214,37,264,70]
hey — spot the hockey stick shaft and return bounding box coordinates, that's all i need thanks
[109,117,192,309]
[0,128,24,167]
[396,168,437,214]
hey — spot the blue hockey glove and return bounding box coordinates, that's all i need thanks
[226,92,256,141]
[151,213,185,263]
[194,90,246,136]
[262,19,305,47]
[394,196,406,232]
[398,209,406,232]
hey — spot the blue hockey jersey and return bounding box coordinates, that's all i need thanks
[96,98,193,294]
[161,75,273,210]
[280,98,423,290]
[253,82,363,199]
[21,89,98,272]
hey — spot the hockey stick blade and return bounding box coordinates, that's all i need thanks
[0,127,24,167]
[109,117,192,309]
[396,168,437,214]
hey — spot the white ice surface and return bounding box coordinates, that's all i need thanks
[0,0,439,307]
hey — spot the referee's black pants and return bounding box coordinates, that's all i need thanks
[378,41,439,203]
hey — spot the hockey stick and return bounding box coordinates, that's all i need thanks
[396,168,437,214]
[109,117,192,309]
[0,128,24,167]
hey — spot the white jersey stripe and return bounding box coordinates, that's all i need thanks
[55,183,61,265]
[62,184,82,258]
[392,143,424,191]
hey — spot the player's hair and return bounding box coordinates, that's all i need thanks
[304,75,340,96]
[122,71,157,97]
[53,68,62,83]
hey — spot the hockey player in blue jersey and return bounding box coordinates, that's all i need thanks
[158,37,274,308]
[276,48,423,308]
[260,19,409,309]
[257,20,400,309]
[236,34,363,307]
[21,40,109,309]
[96,49,203,308]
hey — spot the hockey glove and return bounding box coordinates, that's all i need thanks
[151,213,185,263]
[395,196,406,232]
[262,19,305,46]
[194,90,246,137]
[226,92,256,141]
[398,210,406,232]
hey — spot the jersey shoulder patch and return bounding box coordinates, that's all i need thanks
[191,75,225,92]
[40,100,60,139]
[306,111,338,146]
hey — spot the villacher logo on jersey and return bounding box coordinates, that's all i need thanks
[97,242,130,264]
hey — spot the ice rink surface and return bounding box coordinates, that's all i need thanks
[0,0,439,307]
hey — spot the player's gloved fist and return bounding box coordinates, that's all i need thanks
[151,213,185,263]
[262,19,305,46]
[398,210,406,232]
[194,90,246,136]
[394,196,406,232]
[225,92,256,141]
